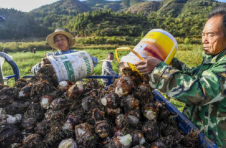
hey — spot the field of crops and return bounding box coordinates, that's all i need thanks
[1,44,203,111]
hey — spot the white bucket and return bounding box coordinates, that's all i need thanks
[47,51,94,82]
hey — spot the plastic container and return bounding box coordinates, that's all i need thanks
[118,29,178,65]
[115,47,144,75]
[153,90,218,148]
[47,51,94,82]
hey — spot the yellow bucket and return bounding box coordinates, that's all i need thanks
[118,29,178,65]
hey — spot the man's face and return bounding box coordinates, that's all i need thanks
[54,34,70,52]
[107,54,114,60]
[202,15,226,55]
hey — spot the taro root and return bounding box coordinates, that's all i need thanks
[132,146,146,148]
[50,97,69,111]
[62,111,84,130]
[115,76,134,97]
[88,89,99,98]
[142,120,160,143]
[123,110,141,129]
[0,125,23,147]
[161,125,178,137]
[41,57,51,67]
[0,87,20,99]
[36,64,57,80]
[0,114,8,124]
[154,135,175,148]
[10,143,22,148]
[45,110,64,122]
[5,101,30,115]
[0,95,13,107]
[21,117,38,133]
[67,83,84,100]
[35,120,50,136]
[134,82,153,106]
[157,102,171,121]
[108,134,133,148]
[75,122,97,147]
[0,108,6,115]
[58,81,74,92]
[143,102,157,120]
[58,138,77,148]
[181,130,200,147]
[6,114,22,124]
[151,141,168,148]
[24,103,44,120]
[95,120,111,139]
[100,136,111,146]
[40,94,54,109]
[44,122,74,147]
[107,84,115,92]
[121,67,143,86]
[123,95,140,111]
[92,108,105,121]
[84,79,100,90]
[115,114,125,129]
[106,107,121,116]
[13,78,28,89]
[131,130,146,146]
[30,80,55,98]
[23,134,44,148]
[81,96,97,111]
[101,92,121,108]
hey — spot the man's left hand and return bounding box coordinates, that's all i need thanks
[134,57,161,75]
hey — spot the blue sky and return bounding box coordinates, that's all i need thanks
[0,0,225,12]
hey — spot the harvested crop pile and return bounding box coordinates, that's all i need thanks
[0,61,200,148]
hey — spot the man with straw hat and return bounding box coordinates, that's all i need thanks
[31,28,98,74]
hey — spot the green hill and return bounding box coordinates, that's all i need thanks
[0,8,49,40]
[122,1,162,15]
[1,0,226,42]
[31,0,91,30]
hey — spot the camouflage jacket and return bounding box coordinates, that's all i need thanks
[148,49,226,147]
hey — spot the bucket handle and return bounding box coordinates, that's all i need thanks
[115,47,144,63]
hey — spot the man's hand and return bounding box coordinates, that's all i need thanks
[134,57,162,75]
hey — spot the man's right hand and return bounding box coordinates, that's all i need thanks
[134,57,161,75]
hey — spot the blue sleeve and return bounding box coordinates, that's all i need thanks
[31,62,41,74]
[90,56,98,67]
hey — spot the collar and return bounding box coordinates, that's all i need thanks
[60,49,73,55]
[203,49,226,64]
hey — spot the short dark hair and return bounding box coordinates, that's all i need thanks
[108,52,114,55]
[208,7,226,36]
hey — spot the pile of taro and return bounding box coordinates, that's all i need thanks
[0,60,200,148]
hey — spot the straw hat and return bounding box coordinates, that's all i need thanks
[46,28,75,49]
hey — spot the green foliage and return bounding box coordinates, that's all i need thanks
[0,8,50,40]
[66,9,150,37]
[184,37,190,44]
[0,41,50,52]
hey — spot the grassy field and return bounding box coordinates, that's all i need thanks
[1,44,203,112]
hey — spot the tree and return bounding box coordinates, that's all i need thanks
[130,0,141,6]
[122,0,130,7]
